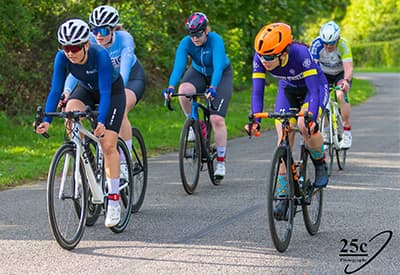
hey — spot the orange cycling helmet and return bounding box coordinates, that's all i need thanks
[254,23,292,55]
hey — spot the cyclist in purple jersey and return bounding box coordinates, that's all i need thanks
[35,19,125,227]
[246,23,329,216]
[63,6,146,177]
[163,12,233,180]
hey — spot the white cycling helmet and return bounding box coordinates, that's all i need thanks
[320,21,340,44]
[57,19,90,45]
[89,5,119,27]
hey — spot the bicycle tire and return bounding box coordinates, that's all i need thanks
[301,148,323,235]
[179,119,201,194]
[130,127,148,213]
[111,138,134,233]
[334,112,347,170]
[84,140,102,226]
[320,109,334,175]
[47,143,87,250]
[204,118,219,186]
[267,146,295,253]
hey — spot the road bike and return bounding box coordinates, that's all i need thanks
[248,110,323,252]
[57,95,147,213]
[165,92,219,194]
[34,106,134,250]
[319,84,348,175]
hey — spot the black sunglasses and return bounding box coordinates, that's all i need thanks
[189,31,204,38]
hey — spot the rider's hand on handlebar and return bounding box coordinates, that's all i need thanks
[206,87,217,100]
[35,122,50,135]
[57,92,69,110]
[162,87,175,100]
[94,122,106,137]
[337,79,350,93]
[245,121,261,137]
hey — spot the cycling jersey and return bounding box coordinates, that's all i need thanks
[309,37,353,76]
[168,32,230,89]
[252,43,328,121]
[64,31,138,92]
[45,44,120,124]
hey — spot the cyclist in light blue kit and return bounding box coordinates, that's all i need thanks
[246,23,329,216]
[35,19,125,227]
[163,12,233,180]
[63,6,146,178]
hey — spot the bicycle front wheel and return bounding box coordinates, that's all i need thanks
[179,119,201,194]
[205,122,219,186]
[47,143,87,250]
[301,148,323,235]
[267,146,295,253]
[111,138,134,233]
[130,127,148,213]
[84,140,102,226]
[320,109,334,175]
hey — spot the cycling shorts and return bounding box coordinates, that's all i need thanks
[126,59,146,103]
[69,76,126,133]
[181,64,233,117]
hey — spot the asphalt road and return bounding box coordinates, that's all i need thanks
[0,73,399,274]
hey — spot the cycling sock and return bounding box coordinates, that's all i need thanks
[125,139,132,153]
[277,175,288,196]
[344,126,352,131]
[107,178,120,206]
[307,144,324,160]
[217,146,226,159]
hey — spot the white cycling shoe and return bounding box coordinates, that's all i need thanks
[340,131,352,149]
[105,203,121,227]
[214,161,226,179]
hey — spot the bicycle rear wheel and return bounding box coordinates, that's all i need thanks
[267,146,295,253]
[47,143,87,250]
[301,148,323,235]
[334,112,347,170]
[179,119,201,194]
[320,109,334,175]
[111,138,134,233]
[130,127,148,213]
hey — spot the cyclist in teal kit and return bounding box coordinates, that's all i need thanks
[63,5,146,176]
[163,12,233,180]
[247,23,329,216]
[35,19,125,228]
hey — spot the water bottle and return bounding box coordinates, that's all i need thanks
[200,120,207,139]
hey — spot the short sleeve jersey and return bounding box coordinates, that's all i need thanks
[309,37,353,75]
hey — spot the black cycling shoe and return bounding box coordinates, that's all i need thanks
[314,160,329,188]
[273,197,289,221]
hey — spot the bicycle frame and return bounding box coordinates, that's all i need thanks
[325,86,343,148]
[67,120,104,204]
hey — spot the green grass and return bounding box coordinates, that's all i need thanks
[0,74,379,189]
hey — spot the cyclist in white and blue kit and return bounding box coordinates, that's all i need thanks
[163,12,233,180]
[63,6,146,177]
[35,19,125,227]
[310,21,353,149]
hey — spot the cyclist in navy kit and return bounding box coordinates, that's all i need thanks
[63,5,146,178]
[163,12,233,180]
[246,23,329,216]
[35,19,125,228]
